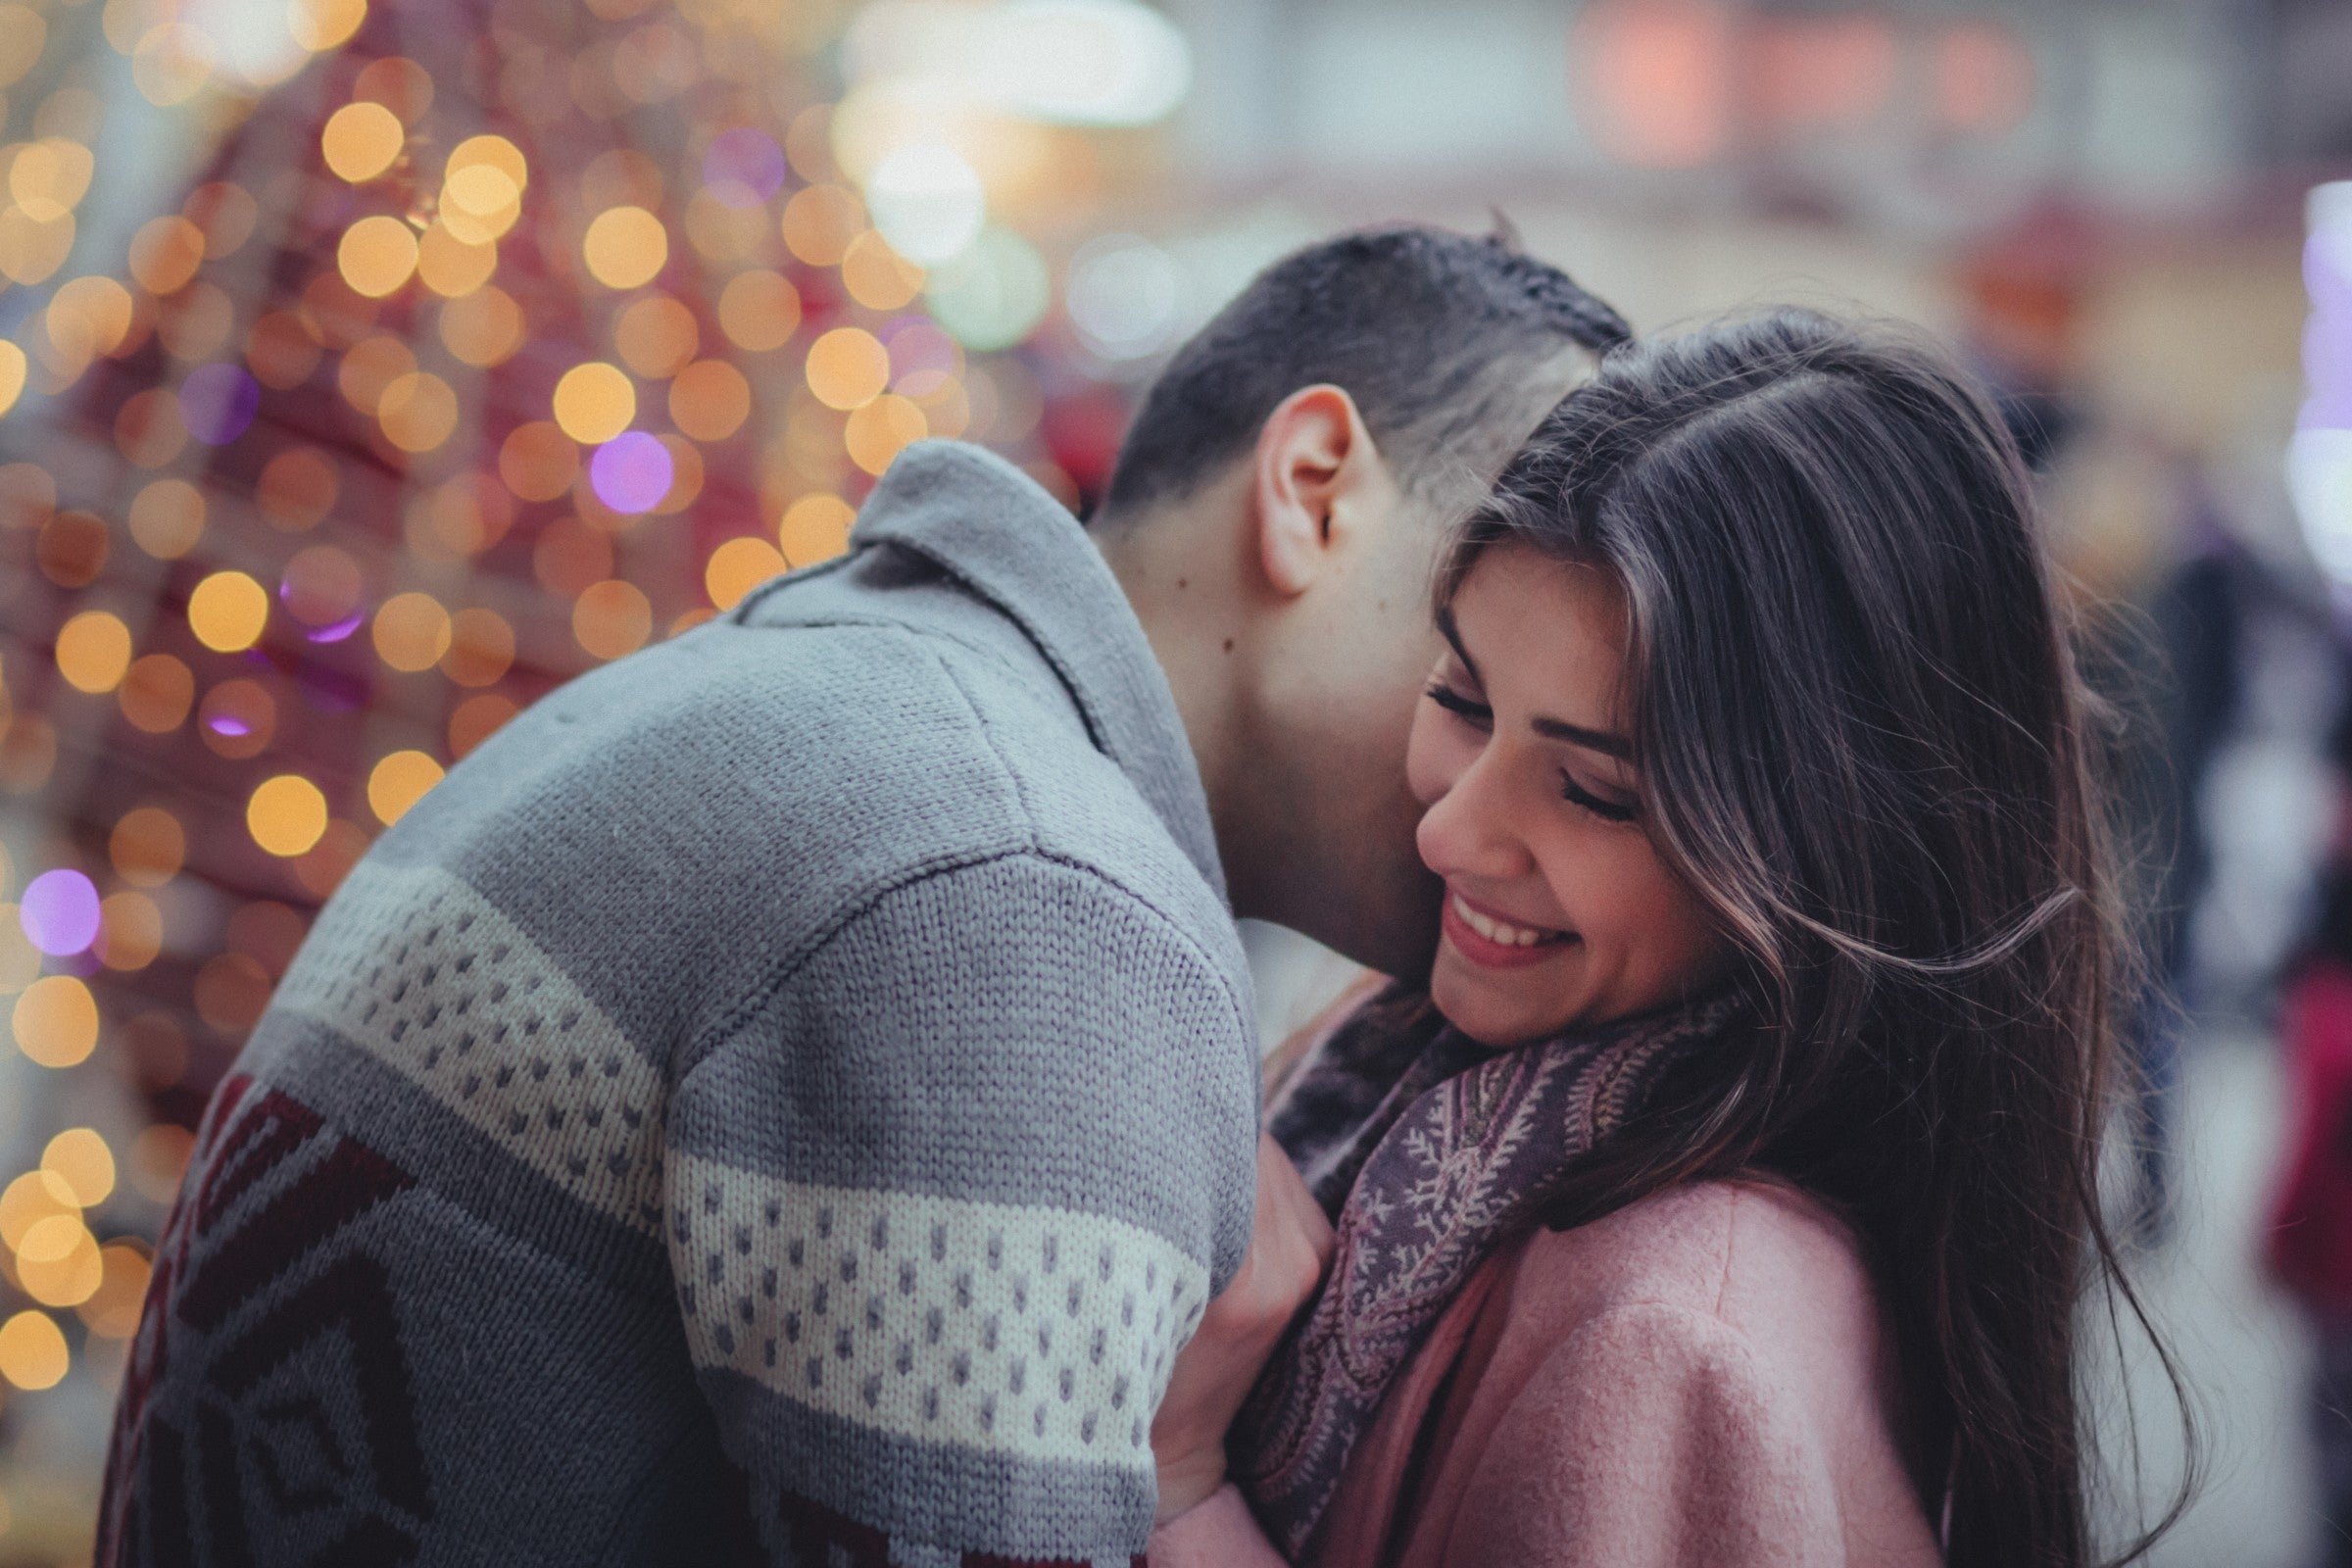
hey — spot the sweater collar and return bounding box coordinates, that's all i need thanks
[851,440,1227,905]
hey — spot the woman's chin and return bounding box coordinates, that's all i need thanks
[1430,953,1566,1051]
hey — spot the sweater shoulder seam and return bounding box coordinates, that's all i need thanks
[671,844,1249,1085]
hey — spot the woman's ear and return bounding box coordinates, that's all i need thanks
[1249,384,1386,599]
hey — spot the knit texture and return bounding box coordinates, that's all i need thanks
[95,442,1261,1568]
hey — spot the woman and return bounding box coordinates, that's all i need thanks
[1148,310,2180,1567]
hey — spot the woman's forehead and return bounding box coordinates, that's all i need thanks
[1451,545,1632,732]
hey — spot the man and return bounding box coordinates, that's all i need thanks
[97,225,1629,1567]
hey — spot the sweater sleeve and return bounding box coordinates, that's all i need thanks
[1446,1301,1845,1568]
[662,851,1261,1565]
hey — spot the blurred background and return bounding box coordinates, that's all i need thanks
[0,0,2344,1562]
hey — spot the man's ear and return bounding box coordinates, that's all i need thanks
[1249,384,1387,599]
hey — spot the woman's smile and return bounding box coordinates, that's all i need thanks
[1441,887,1577,968]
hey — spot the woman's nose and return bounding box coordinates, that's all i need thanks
[1415,747,1533,885]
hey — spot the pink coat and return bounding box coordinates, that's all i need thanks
[1153,1178,1943,1567]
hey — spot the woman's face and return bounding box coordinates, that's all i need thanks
[1406,543,1729,1047]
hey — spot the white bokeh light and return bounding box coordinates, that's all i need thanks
[1065,234,1180,360]
[924,226,1053,351]
[866,143,987,265]
[845,0,1193,128]
[979,0,1192,126]
[191,0,311,87]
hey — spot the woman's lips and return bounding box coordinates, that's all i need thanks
[1441,891,1576,971]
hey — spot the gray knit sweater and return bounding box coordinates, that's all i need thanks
[95,442,1261,1568]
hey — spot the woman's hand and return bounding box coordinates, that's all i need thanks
[1151,1132,1338,1523]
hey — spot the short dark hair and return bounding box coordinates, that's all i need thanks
[1098,223,1631,519]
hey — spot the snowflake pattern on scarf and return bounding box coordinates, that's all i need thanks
[1231,987,1751,1557]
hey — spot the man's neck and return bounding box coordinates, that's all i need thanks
[1094,497,1265,921]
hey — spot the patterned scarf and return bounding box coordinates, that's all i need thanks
[1229,984,1751,1558]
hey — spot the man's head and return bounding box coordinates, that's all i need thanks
[1091,223,1631,981]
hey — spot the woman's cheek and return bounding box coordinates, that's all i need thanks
[1403,703,1462,809]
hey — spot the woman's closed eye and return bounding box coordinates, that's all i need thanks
[1425,680,1492,729]
[1558,770,1638,823]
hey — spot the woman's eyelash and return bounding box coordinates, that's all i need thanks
[1424,682,1492,723]
[1560,772,1639,823]
[1430,680,1637,821]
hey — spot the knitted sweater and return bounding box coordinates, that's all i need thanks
[96,442,1262,1568]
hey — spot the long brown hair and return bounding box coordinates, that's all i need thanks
[1445,309,2186,1568]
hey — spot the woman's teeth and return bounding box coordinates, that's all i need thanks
[1452,894,1563,949]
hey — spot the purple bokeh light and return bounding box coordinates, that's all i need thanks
[181,363,261,445]
[306,613,364,643]
[704,128,788,209]
[590,432,674,514]
[209,714,252,737]
[883,318,959,395]
[20,868,101,956]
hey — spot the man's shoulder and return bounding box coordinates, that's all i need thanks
[382,590,1229,995]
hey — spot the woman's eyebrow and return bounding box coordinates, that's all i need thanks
[1442,602,1631,756]
[1435,605,1480,681]
[1531,715,1633,759]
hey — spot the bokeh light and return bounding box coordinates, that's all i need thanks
[553,362,638,443]
[40,1130,113,1208]
[111,808,186,887]
[14,976,97,1068]
[247,775,328,857]
[128,477,207,558]
[866,143,986,264]
[322,100,405,182]
[780,493,857,566]
[0,1311,69,1391]
[924,226,1052,350]
[20,869,101,956]
[707,536,788,609]
[99,892,164,971]
[590,431,675,513]
[188,569,270,651]
[417,222,498,296]
[843,231,927,310]
[378,370,461,452]
[119,656,195,733]
[573,579,653,661]
[441,285,526,365]
[807,326,892,409]
[128,215,206,293]
[584,205,670,289]
[615,294,700,376]
[704,128,787,206]
[500,421,580,500]
[717,270,802,352]
[178,363,260,444]
[368,751,445,824]
[373,591,454,671]
[782,183,865,266]
[0,342,25,419]
[0,0,1207,1538]
[338,213,420,297]
[669,360,751,441]
[846,393,928,474]
[55,611,133,694]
